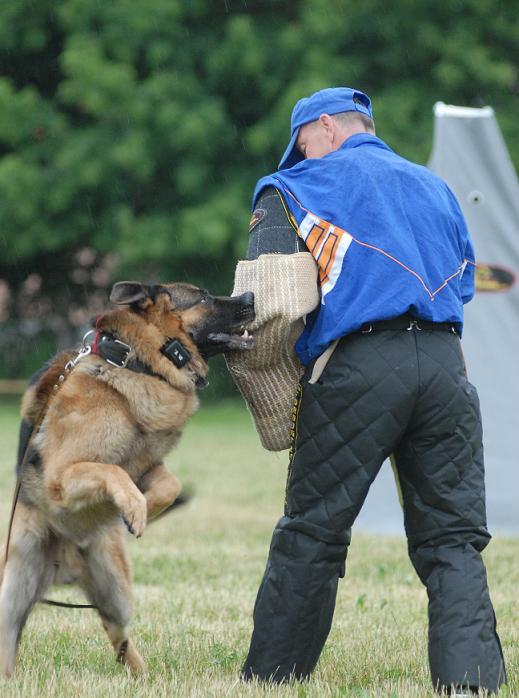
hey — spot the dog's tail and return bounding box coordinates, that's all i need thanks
[150,486,195,523]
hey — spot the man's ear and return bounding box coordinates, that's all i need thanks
[319,113,335,144]
[110,281,151,305]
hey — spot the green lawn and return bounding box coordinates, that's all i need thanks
[0,397,517,697]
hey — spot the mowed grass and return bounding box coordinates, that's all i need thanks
[0,396,517,697]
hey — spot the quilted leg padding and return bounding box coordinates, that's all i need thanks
[243,330,418,682]
[242,330,505,689]
[241,515,348,683]
[285,330,418,526]
[409,540,506,693]
[395,331,506,692]
[396,330,488,545]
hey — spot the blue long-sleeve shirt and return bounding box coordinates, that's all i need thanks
[253,133,475,366]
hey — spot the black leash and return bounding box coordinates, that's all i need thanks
[4,479,23,567]
[5,409,48,567]
[40,598,95,609]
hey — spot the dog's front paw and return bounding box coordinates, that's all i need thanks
[114,489,147,538]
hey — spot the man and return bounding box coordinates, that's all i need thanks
[234,87,506,694]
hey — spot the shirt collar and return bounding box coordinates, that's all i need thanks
[339,132,392,152]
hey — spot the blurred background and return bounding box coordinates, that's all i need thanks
[1,0,518,397]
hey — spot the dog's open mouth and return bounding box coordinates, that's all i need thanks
[193,291,256,358]
[206,327,254,351]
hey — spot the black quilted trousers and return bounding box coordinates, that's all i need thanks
[242,328,506,692]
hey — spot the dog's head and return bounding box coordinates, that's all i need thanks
[110,281,255,359]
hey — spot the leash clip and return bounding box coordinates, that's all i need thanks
[361,323,373,334]
[64,331,96,371]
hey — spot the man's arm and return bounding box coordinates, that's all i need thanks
[446,185,476,305]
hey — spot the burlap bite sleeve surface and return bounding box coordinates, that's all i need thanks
[225,252,319,451]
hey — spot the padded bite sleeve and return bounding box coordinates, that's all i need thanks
[225,252,319,451]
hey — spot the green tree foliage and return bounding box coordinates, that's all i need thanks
[0,0,518,376]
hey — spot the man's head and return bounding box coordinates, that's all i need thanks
[278,87,375,170]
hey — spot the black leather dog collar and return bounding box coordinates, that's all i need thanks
[91,331,207,388]
[94,334,131,368]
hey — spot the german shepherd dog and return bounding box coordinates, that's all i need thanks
[0,281,254,677]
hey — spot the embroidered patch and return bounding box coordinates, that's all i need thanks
[248,208,266,233]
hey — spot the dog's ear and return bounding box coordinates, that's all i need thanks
[110,281,150,306]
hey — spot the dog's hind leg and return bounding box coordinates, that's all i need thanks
[80,526,146,673]
[138,463,182,522]
[0,504,50,677]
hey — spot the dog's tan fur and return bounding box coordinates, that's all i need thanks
[0,282,253,677]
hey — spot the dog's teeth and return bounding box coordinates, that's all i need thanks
[242,330,249,338]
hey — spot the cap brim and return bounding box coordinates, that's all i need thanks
[278,127,305,170]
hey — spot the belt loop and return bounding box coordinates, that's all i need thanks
[407,319,422,331]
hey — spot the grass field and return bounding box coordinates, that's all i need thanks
[0,397,517,697]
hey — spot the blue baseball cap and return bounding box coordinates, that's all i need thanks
[278,87,373,170]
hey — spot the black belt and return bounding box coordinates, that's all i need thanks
[358,315,458,335]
